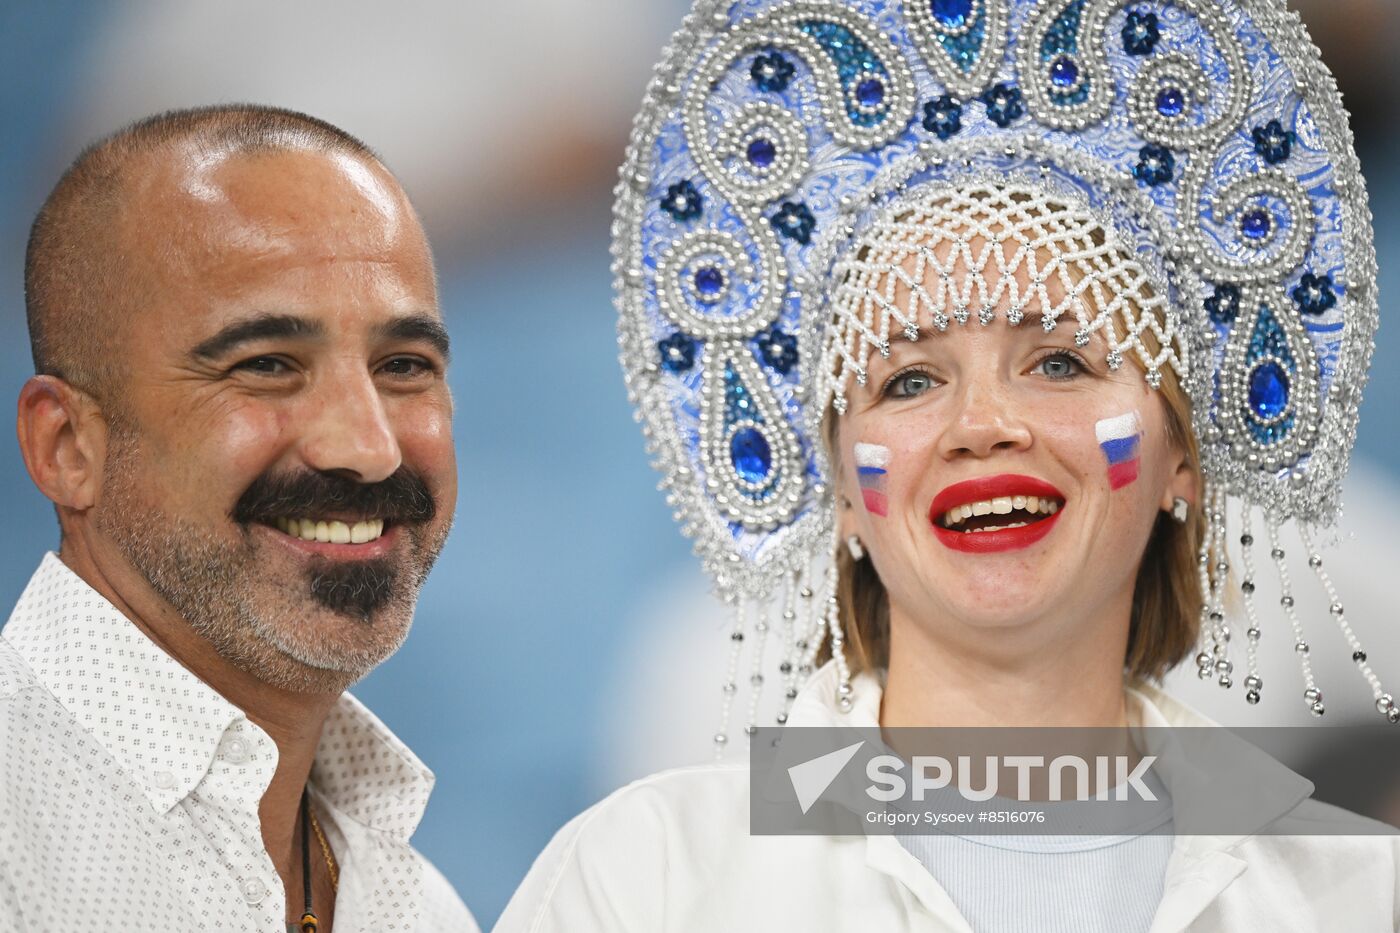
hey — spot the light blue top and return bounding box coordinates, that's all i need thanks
[898,825,1172,933]
[895,765,1173,933]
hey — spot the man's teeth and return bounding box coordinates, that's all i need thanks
[272,517,386,544]
[941,496,1060,529]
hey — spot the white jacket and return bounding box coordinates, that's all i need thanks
[497,663,1400,932]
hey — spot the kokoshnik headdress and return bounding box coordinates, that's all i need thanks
[613,0,1395,750]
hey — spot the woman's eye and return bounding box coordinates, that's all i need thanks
[1033,351,1085,381]
[884,369,937,399]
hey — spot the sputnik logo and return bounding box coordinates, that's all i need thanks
[787,740,865,814]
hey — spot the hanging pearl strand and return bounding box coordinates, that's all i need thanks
[1209,484,1234,689]
[799,557,834,676]
[1237,501,1265,705]
[776,571,800,726]
[744,600,771,738]
[824,534,855,713]
[1265,517,1323,716]
[715,597,747,756]
[1296,526,1398,723]
[1194,481,1232,685]
[781,570,819,724]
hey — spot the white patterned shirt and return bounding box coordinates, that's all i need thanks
[0,553,478,932]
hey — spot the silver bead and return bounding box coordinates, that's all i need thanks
[1246,690,1261,705]
[1377,694,1394,714]
[1310,702,1326,717]
[714,733,729,745]
[1389,708,1400,725]
[1218,675,1233,689]
[1304,687,1322,703]
[1245,674,1262,690]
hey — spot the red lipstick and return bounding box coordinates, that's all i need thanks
[929,474,1066,554]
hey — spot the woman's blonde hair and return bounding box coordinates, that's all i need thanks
[822,313,1205,684]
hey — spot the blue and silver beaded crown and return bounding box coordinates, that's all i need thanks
[614,0,1393,739]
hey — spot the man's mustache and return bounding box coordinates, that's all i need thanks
[230,467,437,527]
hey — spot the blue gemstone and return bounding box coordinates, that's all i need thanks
[855,77,885,107]
[931,0,973,27]
[1241,209,1272,240]
[657,333,696,373]
[1248,362,1290,420]
[731,427,772,484]
[746,138,776,168]
[1155,87,1185,117]
[1050,56,1079,88]
[694,267,725,295]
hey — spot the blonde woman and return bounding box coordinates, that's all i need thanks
[497,0,1399,929]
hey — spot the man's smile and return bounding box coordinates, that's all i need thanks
[272,516,386,544]
[255,517,403,560]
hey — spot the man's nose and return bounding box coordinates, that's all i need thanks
[297,371,402,483]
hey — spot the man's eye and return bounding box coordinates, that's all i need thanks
[1033,351,1087,381]
[235,356,291,375]
[381,357,431,377]
[883,369,937,399]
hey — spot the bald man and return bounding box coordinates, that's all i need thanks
[0,106,476,932]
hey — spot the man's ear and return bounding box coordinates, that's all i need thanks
[16,376,109,512]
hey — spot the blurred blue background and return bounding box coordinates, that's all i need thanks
[2,1,1398,926]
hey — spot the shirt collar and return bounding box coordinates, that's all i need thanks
[787,661,1313,841]
[312,691,435,840]
[787,660,1307,927]
[3,553,245,813]
[3,553,435,837]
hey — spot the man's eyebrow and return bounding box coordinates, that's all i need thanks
[191,314,324,360]
[378,315,451,363]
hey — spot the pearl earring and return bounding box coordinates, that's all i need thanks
[846,535,866,560]
[1171,497,1189,524]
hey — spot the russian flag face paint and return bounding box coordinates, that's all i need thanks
[854,442,891,517]
[1095,411,1143,490]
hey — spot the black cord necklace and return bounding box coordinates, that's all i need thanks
[295,788,320,933]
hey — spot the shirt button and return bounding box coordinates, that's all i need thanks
[224,737,250,764]
[241,878,268,904]
[153,770,176,790]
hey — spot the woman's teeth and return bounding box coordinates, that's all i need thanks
[940,496,1061,530]
[272,517,386,544]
